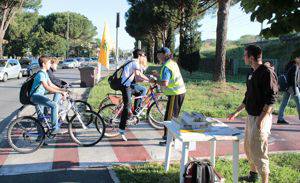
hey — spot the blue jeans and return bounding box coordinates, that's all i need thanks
[31,93,61,126]
[278,89,300,120]
[44,93,62,115]
[131,83,147,114]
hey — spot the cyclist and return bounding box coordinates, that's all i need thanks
[43,57,69,115]
[48,57,69,88]
[119,49,150,141]
[131,54,148,115]
[30,56,68,134]
[152,47,186,146]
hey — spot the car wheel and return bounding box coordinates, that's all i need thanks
[2,73,8,82]
[17,72,22,79]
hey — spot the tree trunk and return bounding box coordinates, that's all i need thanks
[178,0,185,65]
[154,36,159,64]
[213,0,231,82]
[165,25,175,53]
[0,36,4,58]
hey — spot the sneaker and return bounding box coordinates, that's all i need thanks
[119,129,127,141]
[239,171,259,182]
[277,119,289,125]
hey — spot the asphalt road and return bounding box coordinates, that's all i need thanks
[0,68,81,134]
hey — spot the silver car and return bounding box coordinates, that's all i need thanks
[61,59,79,69]
[0,59,22,82]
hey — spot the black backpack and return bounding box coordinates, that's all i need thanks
[108,61,133,91]
[183,160,215,183]
[19,71,41,105]
[278,66,293,92]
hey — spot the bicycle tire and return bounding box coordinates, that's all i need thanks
[68,110,105,146]
[146,99,168,130]
[66,100,92,122]
[97,93,122,113]
[98,103,120,137]
[7,116,45,154]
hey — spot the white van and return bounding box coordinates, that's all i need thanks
[0,59,22,82]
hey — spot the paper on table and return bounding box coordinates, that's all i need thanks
[204,126,241,136]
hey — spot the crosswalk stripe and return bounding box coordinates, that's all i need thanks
[78,139,118,167]
[52,134,79,169]
[130,122,181,161]
[109,128,151,162]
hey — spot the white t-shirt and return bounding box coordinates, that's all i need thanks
[121,59,141,87]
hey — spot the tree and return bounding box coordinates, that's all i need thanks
[31,25,67,56]
[0,0,41,57]
[240,0,300,38]
[4,11,39,57]
[42,12,97,53]
[213,0,231,82]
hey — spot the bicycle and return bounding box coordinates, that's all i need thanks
[16,88,93,123]
[7,90,105,154]
[98,80,167,137]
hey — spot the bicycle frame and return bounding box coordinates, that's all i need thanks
[112,83,163,118]
[33,95,88,133]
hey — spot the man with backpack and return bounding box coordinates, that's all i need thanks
[118,49,150,141]
[30,56,68,134]
[277,51,300,124]
[43,57,69,115]
[228,45,278,183]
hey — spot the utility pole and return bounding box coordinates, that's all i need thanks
[66,11,70,58]
[116,12,120,69]
[260,21,263,42]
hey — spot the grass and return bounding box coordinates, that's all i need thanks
[88,64,298,118]
[113,153,300,183]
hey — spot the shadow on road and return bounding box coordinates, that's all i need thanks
[0,167,113,183]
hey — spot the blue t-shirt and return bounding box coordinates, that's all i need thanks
[30,70,50,95]
[161,65,172,81]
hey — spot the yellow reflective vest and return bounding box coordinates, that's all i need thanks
[160,59,186,95]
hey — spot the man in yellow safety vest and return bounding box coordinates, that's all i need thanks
[152,47,186,145]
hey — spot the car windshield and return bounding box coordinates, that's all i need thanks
[0,59,7,67]
[20,59,30,68]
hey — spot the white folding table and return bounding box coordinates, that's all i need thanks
[163,120,244,183]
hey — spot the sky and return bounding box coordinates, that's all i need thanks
[39,1,268,50]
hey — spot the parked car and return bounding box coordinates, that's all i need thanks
[61,58,79,69]
[27,59,40,76]
[74,57,85,66]
[0,59,22,82]
[19,58,31,76]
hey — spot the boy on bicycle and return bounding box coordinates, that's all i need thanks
[119,49,149,141]
[43,57,69,115]
[30,56,67,134]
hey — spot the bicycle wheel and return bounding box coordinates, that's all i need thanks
[16,105,37,119]
[7,116,45,154]
[98,104,120,137]
[68,110,105,146]
[97,93,123,113]
[146,99,168,129]
[66,100,92,122]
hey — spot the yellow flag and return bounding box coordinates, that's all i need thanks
[98,23,110,69]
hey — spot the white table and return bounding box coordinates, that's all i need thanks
[164,120,244,183]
